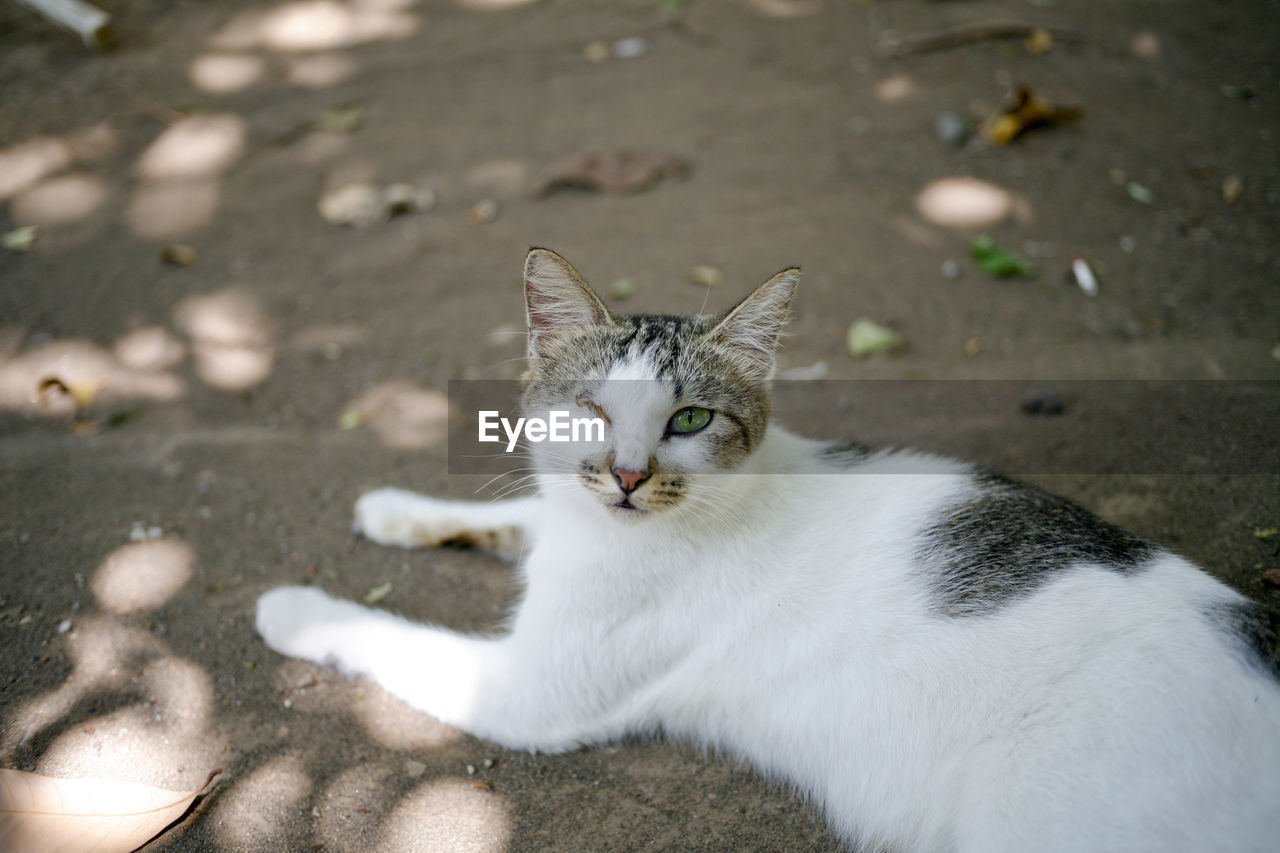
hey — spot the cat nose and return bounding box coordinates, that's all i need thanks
[611,467,650,495]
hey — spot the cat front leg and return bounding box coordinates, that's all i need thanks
[353,489,540,559]
[255,586,603,752]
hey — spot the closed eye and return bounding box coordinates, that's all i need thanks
[576,395,611,424]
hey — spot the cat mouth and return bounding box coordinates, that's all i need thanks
[610,498,644,513]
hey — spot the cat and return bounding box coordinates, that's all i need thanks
[257,248,1280,852]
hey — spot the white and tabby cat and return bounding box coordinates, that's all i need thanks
[257,248,1280,852]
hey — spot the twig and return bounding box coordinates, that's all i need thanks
[880,20,1082,59]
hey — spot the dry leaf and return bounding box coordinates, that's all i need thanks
[38,376,102,410]
[981,86,1081,145]
[159,244,199,268]
[686,265,723,288]
[0,768,215,853]
[365,582,392,604]
[2,226,38,252]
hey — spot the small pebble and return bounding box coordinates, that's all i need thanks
[466,764,476,776]
[483,758,494,769]
[1119,236,1136,253]
[1222,175,1243,204]
[934,112,973,147]
[962,337,985,357]
[56,619,71,634]
[319,183,385,228]
[583,41,610,63]
[612,37,648,59]
[940,259,961,280]
[406,760,427,778]
[1020,385,1065,415]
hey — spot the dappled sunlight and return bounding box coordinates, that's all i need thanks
[465,158,530,198]
[455,0,536,10]
[125,178,222,240]
[379,777,512,852]
[188,53,268,94]
[126,114,246,240]
[113,326,187,372]
[174,288,276,391]
[270,659,462,749]
[9,172,109,227]
[0,615,164,757]
[211,0,419,53]
[316,762,395,852]
[874,74,917,103]
[0,136,72,201]
[286,51,357,87]
[351,685,461,750]
[92,539,195,615]
[134,114,247,182]
[915,176,1031,229]
[37,651,225,789]
[0,338,184,416]
[212,751,312,848]
[747,0,822,19]
[343,380,451,450]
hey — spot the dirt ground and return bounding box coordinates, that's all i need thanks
[2,1,1278,850]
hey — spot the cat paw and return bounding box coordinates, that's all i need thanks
[256,586,358,663]
[353,488,443,548]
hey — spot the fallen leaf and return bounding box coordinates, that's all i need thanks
[1126,181,1154,204]
[686,265,723,288]
[159,244,199,268]
[0,768,215,853]
[365,582,392,604]
[1024,27,1054,54]
[38,376,102,411]
[970,234,1033,278]
[981,86,1081,145]
[464,199,499,224]
[607,278,637,300]
[316,104,364,133]
[582,41,610,63]
[2,226,38,252]
[339,410,364,430]
[531,151,691,198]
[846,318,902,358]
[1255,527,1278,542]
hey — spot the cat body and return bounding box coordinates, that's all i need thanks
[257,249,1280,852]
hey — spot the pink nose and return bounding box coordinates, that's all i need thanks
[611,467,649,494]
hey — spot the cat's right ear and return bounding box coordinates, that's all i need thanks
[524,248,613,358]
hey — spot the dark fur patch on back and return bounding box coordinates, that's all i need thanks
[1207,600,1280,681]
[920,470,1157,618]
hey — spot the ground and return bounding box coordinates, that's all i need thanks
[1,0,1278,850]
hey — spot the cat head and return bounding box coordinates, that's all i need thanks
[519,248,798,521]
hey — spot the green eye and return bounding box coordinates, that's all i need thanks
[668,406,713,435]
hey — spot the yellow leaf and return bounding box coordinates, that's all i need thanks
[0,768,214,853]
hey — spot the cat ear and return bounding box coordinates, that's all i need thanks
[524,248,613,358]
[704,267,799,381]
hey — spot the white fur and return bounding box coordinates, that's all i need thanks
[258,420,1280,851]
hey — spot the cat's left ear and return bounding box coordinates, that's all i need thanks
[524,248,614,358]
[704,267,799,382]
